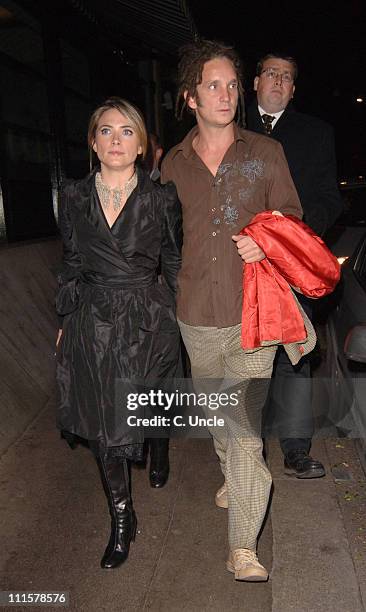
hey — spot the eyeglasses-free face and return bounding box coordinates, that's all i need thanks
[186,57,239,129]
[92,108,143,174]
[254,58,296,114]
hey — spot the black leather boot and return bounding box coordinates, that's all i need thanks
[96,456,137,569]
[149,438,169,488]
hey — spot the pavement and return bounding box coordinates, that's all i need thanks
[1,400,366,612]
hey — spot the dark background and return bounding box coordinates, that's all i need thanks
[0,0,365,241]
[189,0,366,179]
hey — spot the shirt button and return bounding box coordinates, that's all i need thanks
[212,256,217,262]
[212,231,216,236]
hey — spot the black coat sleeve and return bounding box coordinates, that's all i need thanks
[303,124,344,236]
[55,183,82,323]
[159,182,183,295]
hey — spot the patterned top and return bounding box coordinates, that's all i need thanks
[161,124,303,327]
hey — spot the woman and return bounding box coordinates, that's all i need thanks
[56,97,182,569]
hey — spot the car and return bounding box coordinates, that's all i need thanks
[325,232,366,448]
[325,178,366,260]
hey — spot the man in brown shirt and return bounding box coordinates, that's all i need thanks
[161,39,303,582]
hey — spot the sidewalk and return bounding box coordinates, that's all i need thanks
[1,399,365,612]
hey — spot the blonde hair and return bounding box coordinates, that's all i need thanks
[88,97,148,166]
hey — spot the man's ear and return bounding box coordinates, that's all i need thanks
[291,84,296,99]
[254,76,259,92]
[184,90,197,111]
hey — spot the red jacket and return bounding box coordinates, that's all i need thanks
[240,211,340,349]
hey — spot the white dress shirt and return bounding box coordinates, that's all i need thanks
[258,105,285,129]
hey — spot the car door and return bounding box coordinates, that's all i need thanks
[331,235,366,435]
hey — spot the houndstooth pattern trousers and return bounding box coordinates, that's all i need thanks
[179,320,276,551]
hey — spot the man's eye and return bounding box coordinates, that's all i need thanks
[122,128,133,136]
[208,83,216,90]
[229,83,238,89]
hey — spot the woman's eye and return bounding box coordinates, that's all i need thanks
[122,128,133,136]
[100,128,111,135]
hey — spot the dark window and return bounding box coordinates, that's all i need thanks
[338,184,366,227]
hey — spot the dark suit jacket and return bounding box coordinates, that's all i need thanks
[246,102,343,236]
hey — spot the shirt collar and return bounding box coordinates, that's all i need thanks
[258,104,285,122]
[173,121,247,160]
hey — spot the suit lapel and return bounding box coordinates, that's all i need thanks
[247,103,265,134]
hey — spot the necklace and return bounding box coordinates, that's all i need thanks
[95,170,137,211]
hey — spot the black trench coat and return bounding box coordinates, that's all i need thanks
[56,167,182,459]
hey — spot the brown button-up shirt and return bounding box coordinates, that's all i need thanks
[161,123,303,328]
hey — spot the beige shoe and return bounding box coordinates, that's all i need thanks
[215,482,228,508]
[226,549,269,582]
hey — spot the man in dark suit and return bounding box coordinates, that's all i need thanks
[247,53,343,478]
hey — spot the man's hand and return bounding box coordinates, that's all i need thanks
[232,235,266,263]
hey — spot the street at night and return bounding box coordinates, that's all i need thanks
[1,1,366,610]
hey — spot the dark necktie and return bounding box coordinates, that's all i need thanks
[261,114,275,135]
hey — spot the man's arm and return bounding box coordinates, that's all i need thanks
[305,124,343,235]
[267,141,303,218]
[234,142,302,262]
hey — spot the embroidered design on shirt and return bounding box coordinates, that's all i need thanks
[239,159,265,183]
[216,163,232,176]
[223,204,239,225]
[238,187,252,201]
[214,158,265,227]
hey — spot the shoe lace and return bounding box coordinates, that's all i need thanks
[234,549,258,566]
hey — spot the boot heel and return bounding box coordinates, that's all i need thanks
[149,438,170,488]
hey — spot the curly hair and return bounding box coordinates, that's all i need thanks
[175,39,245,126]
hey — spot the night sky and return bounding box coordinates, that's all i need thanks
[188,0,366,176]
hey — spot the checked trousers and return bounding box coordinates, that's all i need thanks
[179,320,275,551]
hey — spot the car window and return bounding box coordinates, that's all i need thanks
[353,236,366,289]
[338,185,366,227]
[358,253,366,283]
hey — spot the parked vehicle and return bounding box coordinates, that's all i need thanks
[325,179,366,259]
[326,232,366,442]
